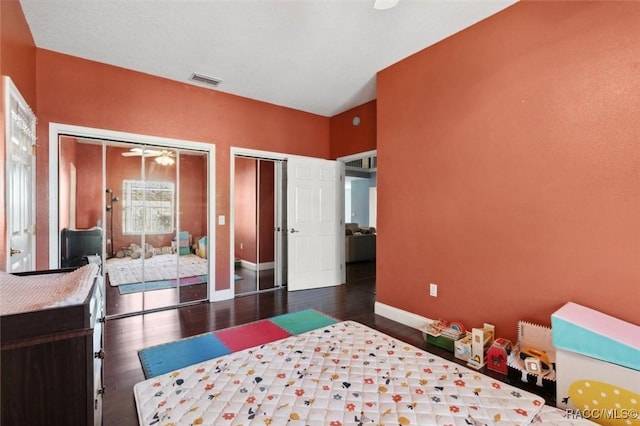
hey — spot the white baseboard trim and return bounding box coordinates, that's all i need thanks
[239,260,275,271]
[239,259,255,270]
[259,261,275,271]
[374,301,433,330]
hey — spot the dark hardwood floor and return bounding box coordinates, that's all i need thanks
[103,259,556,424]
[102,261,428,425]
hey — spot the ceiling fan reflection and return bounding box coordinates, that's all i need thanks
[121,147,163,157]
[121,147,176,165]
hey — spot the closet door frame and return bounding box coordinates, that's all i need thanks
[47,123,218,301]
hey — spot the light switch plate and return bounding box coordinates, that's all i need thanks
[429,283,438,297]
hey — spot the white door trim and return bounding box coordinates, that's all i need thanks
[69,163,77,229]
[48,123,217,299]
[336,149,377,164]
[274,160,286,288]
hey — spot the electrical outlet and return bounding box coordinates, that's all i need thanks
[429,283,438,297]
[240,243,244,250]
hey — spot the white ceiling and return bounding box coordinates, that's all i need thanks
[20,0,516,117]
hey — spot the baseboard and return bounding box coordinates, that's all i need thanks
[258,261,275,271]
[239,260,275,271]
[374,301,433,330]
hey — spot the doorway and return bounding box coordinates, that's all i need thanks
[338,150,377,294]
[49,124,215,318]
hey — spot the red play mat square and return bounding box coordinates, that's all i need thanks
[215,320,292,352]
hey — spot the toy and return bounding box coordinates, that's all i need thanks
[422,319,448,337]
[552,302,640,413]
[454,332,472,361]
[422,319,466,339]
[421,319,466,352]
[507,321,556,393]
[442,321,466,340]
[486,338,512,374]
[523,356,552,376]
[519,347,551,370]
[467,323,495,370]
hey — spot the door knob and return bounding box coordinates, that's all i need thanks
[10,247,21,256]
[290,228,299,233]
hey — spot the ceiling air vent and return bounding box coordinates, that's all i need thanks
[189,73,222,87]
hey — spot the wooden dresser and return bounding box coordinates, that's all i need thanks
[1,265,105,425]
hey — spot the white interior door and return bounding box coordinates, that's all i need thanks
[5,77,36,273]
[287,156,343,291]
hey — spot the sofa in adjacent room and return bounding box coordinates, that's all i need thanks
[345,223,376,263]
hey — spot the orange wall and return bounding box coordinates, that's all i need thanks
[234,157,258,263]
[34,49,330,289]
[57,137,104,230]
[233,158,275,265]
[258,161,275,263]
[329,101,377,160]
[0,0,36,106]
[58,136,78,230]
[0,0,36,271]
[0,79,2,271]
[377,1,640,341]
[178,154,208,248]
[77,143,104,229]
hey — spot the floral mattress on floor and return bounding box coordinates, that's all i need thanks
[134,320,553,425]
[106,254,207,286]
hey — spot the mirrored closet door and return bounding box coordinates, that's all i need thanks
[58,136,209,317]
[233,156,283,295]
